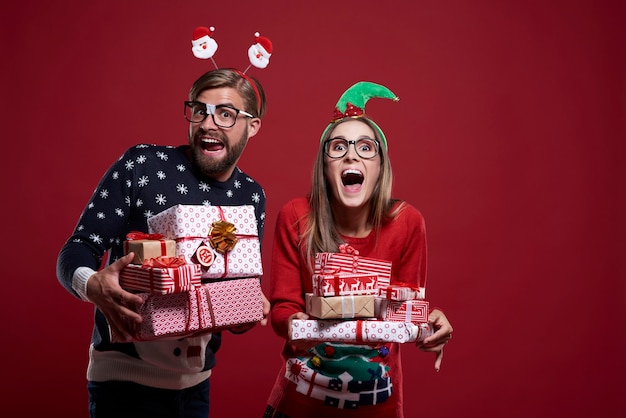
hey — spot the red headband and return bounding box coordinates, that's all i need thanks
[233,69,261,115]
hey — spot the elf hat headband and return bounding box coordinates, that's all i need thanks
[320,81,399,149]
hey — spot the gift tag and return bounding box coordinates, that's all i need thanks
[195,244,215,267]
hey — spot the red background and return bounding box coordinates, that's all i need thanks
[3,1,624,417]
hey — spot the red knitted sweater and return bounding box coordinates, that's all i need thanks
[267,197,427,418]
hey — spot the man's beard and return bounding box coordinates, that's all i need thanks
[189,127,248,178]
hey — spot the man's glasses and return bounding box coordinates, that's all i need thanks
[184,101,254,128]
[324,138,380,159]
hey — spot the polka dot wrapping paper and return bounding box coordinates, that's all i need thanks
[291,319,433,344]
[148,204,262,279]
[111,278,264,342]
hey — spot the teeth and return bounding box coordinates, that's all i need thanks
[342,169,362,177]
[201,138,220,144]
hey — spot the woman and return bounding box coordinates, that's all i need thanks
[264,82,453,418]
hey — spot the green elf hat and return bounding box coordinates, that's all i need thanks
[320,81,399,149]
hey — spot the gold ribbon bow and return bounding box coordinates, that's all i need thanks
[209,220,238,254]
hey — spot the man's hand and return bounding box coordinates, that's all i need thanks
[86,253,144,342]
[228,290,271,334]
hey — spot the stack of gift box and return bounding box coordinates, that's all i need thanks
[113,204,264,342]
[292,244,433,344]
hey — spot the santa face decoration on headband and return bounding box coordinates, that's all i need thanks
[191,26,218,60]
[190,27,274,74]
[247,32,273,69]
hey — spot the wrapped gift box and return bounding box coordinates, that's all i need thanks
[111,277,264,342]
[147,204,262,279]
[291,319,432,344]
[305,293,376,319]
[377,283,425,301]
[377,299,429,324]
[314,250,392,288]
[119,256,202,295]
[311,273,378,297]
[123,232,176,265]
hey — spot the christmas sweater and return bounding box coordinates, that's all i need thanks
[56,144,266,390]
[267,197,426,418]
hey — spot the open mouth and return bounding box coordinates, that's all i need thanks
[341,169,364,186]
[200,138,224,152]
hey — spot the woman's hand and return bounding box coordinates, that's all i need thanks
[287,312,319,351]
[417,308,453,371]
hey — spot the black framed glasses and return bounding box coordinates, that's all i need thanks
[324,137,380,159]
[184,101,254,128]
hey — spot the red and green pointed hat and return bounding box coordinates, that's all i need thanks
[320,81,399,149]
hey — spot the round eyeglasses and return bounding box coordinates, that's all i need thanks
[184,101,254,128]
[324,137,380,159]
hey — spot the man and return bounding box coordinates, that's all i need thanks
[56,68,270,418]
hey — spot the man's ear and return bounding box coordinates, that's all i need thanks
[247,118,261,139]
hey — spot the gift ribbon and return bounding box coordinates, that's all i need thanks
[319,266,342,275]
[175,207,257,278]
[404,301,414,322]
[126,231,169,259]
[210,207,235,277]
[331,276,342,295]
[209,219,238,254]
[126,231,165,240]
[338,244,359,255]
[318,274,346,296]
[340,296,356,318]
[355,320,365,343]
[141,256,189,293]
[319,249,360,273]
[384,281,419,300]
[142,255,187,268]
[184,286,215,335]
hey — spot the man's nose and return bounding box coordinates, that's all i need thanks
[201,113,219,130]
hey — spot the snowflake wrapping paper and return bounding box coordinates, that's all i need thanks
[123,238,177,265]
[147,204,262,279]
[305,293,376,319]
[291,319,432,344]
[377,299,429,324]
[314,252,392,289]
[119,262,202,295]
[111,278,264,342]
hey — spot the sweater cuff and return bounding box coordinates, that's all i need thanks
[73,267,96,302]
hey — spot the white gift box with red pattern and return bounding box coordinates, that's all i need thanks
[377,299,429,324]
[311,273,379,297]
[111,278,264,342]
[119,257,202,295]
[377,283,426,301]
[314,250,392,289]
[291,319,432,344]
[147,204,262,279]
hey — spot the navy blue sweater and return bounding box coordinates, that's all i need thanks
[56,144,265,385]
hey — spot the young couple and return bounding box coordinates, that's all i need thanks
[57,68,452,418]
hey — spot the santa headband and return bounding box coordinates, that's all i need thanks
[191,26,273,113]
[320,81,399,149]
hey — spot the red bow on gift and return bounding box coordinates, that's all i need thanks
[339,244,359,255]
[126,231,165,240]
[141,255,187,268]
